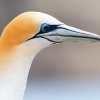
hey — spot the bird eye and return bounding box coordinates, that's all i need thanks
[41,23,51,33]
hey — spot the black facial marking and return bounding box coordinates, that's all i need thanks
[27,24,61,41]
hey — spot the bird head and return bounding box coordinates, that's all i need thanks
[1,12,100,50]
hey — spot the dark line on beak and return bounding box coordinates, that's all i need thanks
[57,27,87,35]
[56,34,100,41]
[56,26,100,41]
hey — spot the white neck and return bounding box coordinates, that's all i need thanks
[0,39,51,100]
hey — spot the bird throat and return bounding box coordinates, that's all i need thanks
[0,42,37,100]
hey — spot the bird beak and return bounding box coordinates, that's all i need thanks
[36,24,100,43]
[53,24,100,43]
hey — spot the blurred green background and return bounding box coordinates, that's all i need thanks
[0,0,100,100]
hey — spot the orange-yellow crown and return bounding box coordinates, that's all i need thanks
[0,12,44,47]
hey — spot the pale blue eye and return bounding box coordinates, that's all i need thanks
[41,23,51,33]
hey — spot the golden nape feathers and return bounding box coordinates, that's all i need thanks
[0,12,41,47]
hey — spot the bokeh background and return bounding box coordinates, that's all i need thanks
[0,0,100,100]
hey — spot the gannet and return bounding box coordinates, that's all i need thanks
[0,12,100,100]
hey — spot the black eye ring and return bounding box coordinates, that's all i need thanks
[41,23,51,33]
